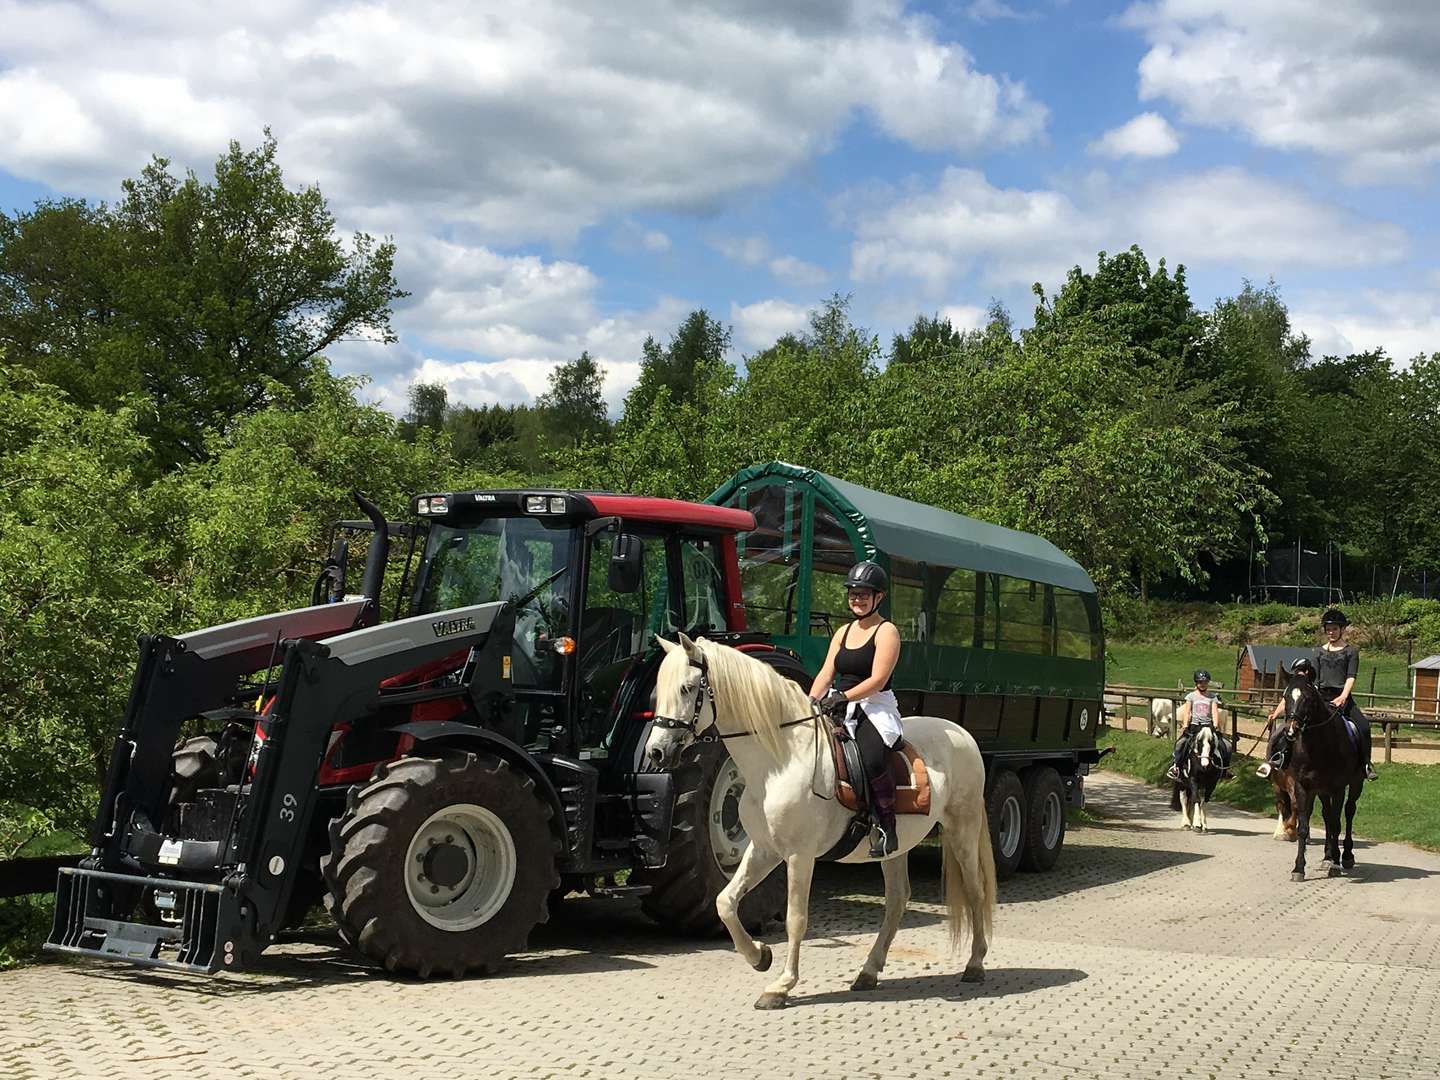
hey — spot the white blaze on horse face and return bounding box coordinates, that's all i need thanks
[1290,686,1303,709]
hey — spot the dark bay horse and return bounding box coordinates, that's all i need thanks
[1280,675,1365,881]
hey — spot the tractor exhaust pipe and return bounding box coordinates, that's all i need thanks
[354,491,389,611]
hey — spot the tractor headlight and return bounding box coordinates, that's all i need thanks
[525,495,547,513]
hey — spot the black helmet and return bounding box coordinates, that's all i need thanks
[846,560,888,593]
[1290,657,1315,677]
[1193,669,1211,684]
[1321,608,1349,627]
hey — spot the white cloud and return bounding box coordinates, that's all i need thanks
[714,236,829,287]
[0,0,1047,238]
[1292,290,1440,363]
[965,0,1036,22]
[1088,112,1180,159]
[848,166,1408,293]
[1124,1,1440,180]
[731,299,812,351]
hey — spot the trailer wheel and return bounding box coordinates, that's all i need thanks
[634,742,784,936]
[321,753,558,978]
[985,768,1026,881]
[1019,766,1066,872]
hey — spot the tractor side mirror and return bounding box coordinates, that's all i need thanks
[609,533,643,593]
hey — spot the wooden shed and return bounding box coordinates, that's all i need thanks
[1411,655,1440,717]
[1238,645,1314,703]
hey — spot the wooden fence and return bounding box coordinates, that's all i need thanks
[1104,683,1440,763]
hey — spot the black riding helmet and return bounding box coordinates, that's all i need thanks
[1290,657,1316,678]
[1321,608,1349,627]
[846,560,889,593]
[1193,669,1211,684]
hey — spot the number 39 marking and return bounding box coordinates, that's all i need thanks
[278,792,298,822]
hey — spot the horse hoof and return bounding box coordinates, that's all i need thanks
[752,944,773,973]
[961,965,986,983]
[1328,865,1343,878]
[754,992,788,1010]
[1182,824,1192,831]
[850,971,878,992]
[1290,871,1305,882]
[1342,855,1355,869]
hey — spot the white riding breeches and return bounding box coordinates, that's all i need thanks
[843,690,904,746]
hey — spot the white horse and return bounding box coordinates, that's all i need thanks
[1150,697,1175,738]
[645,633,996,1010]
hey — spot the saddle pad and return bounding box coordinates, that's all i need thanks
[831,737,931,815]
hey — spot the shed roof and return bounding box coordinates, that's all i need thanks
[1243,645,1314,675]
[1410,655,1440,671]
[709,461,1096,594]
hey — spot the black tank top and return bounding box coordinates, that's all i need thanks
[834,620,893,693]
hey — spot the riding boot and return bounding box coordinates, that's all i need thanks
[867,770,899,858]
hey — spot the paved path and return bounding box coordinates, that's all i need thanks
[5,773,1438,1079]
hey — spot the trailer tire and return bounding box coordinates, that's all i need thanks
[985,768,1026,882]
[635,743,784,936]
[321,753,558,978]
[1019,766,1066,872]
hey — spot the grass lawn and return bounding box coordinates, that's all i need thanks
[1094,726,1440,852]
[1108,641,1415,700]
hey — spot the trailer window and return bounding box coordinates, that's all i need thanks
[806,500,856,637]
[995,575,1050,655]
[738,483,799,635]
[888,557,928,643]
[934,568,980,648]
[1054,588,1099,660]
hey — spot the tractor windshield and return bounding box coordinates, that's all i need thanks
[414,516,577,687]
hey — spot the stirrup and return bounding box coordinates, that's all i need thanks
[868,823,898,859]
[1255,762,1272,778]
[1165,764,1180,781]
[1364,763,1378,781]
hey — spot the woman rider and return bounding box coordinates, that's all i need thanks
[808,561,904,858]
[1257,609,1377,780]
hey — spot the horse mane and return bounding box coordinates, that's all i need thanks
[693,638,813,759]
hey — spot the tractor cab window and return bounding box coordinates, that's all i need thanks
[413,517,576,689]
[578,530,671,748]
[679,537,728,636]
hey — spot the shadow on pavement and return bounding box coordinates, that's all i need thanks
[788,965,1087,1008]
[1341,862,1438,884]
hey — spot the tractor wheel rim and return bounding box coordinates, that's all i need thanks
[1041,791,1063,849]
[708,756,749,873]
[999,795,1022,859]
[404,803,517,931]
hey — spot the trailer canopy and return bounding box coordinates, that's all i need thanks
[710,461,1096,595]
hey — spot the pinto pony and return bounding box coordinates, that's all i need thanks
[1278,674,1366,880]
[1169,724,1222,832]
[644,634,996,1010]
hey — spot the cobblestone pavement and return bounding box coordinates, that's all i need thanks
[5,772,1438,1080]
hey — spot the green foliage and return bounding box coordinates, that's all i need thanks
[537,351,609,449]
[1252,601,1293,625]
[0,133,404,470]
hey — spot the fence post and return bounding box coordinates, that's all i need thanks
[1384,722,1394,765]
[1169,698,1178,742]
[1121,693,1129,732]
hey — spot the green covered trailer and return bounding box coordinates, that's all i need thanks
[709,462,1107,876]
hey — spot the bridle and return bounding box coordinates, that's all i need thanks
[651,653,821,744]
[1286,679,1342,737]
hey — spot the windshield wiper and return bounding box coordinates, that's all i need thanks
[506,566,568,612]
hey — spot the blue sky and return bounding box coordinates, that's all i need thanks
[1,0,1436,414]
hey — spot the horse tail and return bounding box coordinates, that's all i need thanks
[942,799,996,954]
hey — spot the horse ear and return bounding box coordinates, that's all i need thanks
[655,634,679,655]
[677,631,702,660]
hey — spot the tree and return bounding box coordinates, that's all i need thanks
[537,352,609,449]
[622,310,731,420]
[401,381,448,440]
[0,132,406,469]
[890,313,963,366]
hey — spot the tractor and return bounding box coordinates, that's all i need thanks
[48,488,796,977]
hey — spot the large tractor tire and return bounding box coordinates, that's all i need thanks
[321,753,559,978]
[635,742,784,936]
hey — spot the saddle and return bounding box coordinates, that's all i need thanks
[827,729,931,814]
